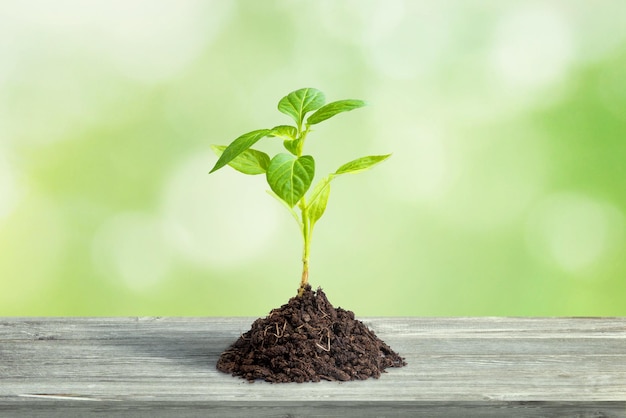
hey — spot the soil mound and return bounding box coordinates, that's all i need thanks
[216,286,406,383]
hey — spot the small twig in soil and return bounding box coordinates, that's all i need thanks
[271,321,287,338]
[317,306,330,319]
[316,329,331,352]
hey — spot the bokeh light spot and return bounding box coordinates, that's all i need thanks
[436,134,546,231]
[525,192,625,276]
[490,4,574,91]
[376,124,451,204]
[92,212,172,292]
[1,0,233,84]
[161,152,281,269]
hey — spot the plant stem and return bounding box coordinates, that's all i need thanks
[298,199,311,296]
[296,125,310,157]
[295,124,316,296]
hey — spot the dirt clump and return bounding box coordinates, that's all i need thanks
[216,286,406,383]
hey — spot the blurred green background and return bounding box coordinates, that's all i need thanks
[1,1,625,316]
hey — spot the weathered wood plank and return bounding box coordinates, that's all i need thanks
[1,317,625,417]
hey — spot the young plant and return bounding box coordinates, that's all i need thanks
[210,88,390,296]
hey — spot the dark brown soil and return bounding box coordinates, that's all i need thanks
[216,286,406,383]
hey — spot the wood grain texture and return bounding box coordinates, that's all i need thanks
[1,317,625,417]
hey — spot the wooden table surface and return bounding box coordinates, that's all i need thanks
[1,317,625,417]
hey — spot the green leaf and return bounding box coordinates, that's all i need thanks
[282,138,302,156]
[306,99,366,125]
[307,175,333,225]
[270,125,297,141]
[209,129,272,173]
[266,153,315,207]
[211,145,270,175]
[278,88,325,126]
[269,125,301,155]
[335,154,391,175]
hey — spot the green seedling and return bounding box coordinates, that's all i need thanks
[210,88,390,296]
